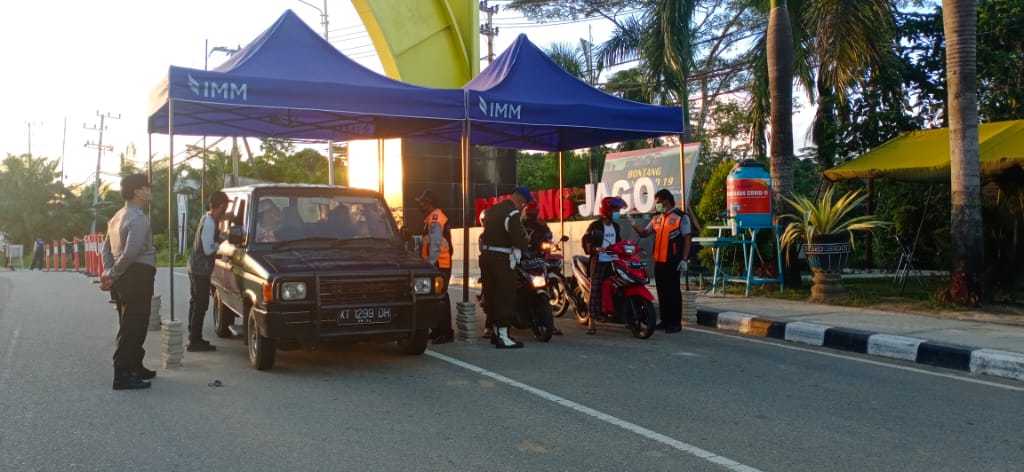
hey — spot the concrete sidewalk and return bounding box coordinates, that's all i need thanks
[450,269,1024,382]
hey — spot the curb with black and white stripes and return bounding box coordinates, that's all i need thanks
[695,309,1024,382]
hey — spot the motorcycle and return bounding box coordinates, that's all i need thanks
[566,239,658,339]
[539,235,571,318]
[478,254,556,342]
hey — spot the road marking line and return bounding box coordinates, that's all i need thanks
[426,350,763,472]
[0,327,20,391]
[687,327,1024,393]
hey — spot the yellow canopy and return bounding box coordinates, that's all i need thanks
[824,120,1024,182]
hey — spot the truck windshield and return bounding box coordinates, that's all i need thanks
[253,194,397,243]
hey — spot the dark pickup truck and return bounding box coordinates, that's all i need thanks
[210,184,446,370]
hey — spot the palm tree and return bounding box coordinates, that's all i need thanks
[766,0,794,217]
[942,0,983,304]
[599,1,699,140]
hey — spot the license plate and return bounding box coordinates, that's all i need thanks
[338,307,392,325]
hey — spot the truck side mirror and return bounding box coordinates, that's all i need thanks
[227,225,243,245]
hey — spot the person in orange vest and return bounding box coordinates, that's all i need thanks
[631,189,692,333]
[416,189,454,344]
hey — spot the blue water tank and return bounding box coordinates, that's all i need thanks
[726,160,773,230]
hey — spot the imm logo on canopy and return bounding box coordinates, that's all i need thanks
[188,74,248,101]
[478,96,521,120]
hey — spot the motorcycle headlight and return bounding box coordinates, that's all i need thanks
[623,244,636,255]
[530,275,546,288]
[541,241,552,252]
[413,277,434,294]
[280,282,308,301]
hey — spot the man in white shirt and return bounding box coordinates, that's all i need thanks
[186,191,229,352]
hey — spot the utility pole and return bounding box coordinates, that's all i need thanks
[479,0,499,64]
[298,0,336,185]
[85,111,120,234]
[25,121,41,156]
[207,43,241,188]
[60,117,67,190]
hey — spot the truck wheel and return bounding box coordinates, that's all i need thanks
[247,307,276,370]
[212,291,233,338]
[398,329,429,355]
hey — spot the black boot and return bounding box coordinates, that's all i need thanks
[494,327,524,349]
[113,369,151,390]
[137,365,156,380]
[187,339,216,352]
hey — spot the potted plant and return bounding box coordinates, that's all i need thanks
[779,187,890,302]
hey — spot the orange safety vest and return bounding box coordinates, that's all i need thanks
[421,208,452,269]
[652,211,685,263]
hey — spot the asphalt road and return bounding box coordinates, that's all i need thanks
[1,269,1021,472]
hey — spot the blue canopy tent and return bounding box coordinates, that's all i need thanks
[462,34,684,151]
[448,35,685,301]
[145,10,464,321]
[147,10,464,140]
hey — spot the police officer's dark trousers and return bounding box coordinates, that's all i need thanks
[112,263,155,372]
[188,273,212,342]
[480,251,516,327]
[653,261,682,330]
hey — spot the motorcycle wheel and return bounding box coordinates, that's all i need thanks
[573,284,590,325]
[630,298,657,339]
[531,295,555,342]
[547,275,570,318]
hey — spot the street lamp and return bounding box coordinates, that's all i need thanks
[297,0,337,185]
[205,42,242,191]
[298,0,329,39]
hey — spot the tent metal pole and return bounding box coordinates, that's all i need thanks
[679,139,687,209]
[147,134,153,217]
[168,100,175,322]
[327,140,334,185]
[909,185,934,270]
[378,139,385,195]
[461,119,471,303]
[558,151,564,237]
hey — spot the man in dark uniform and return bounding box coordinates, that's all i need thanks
[30,236,45,270]
[416,189,454,344]
[522,202,552,255]
[632,189,692,333]
[479,186,532,349]
[100,173,158,390]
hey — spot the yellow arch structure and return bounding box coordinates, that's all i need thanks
[351,0,479,88]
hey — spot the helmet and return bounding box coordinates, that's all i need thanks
[599,196,627,218]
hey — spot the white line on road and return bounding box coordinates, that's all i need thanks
[0,327,20,391]
[687,327,1024,393]
[426,350,763,472]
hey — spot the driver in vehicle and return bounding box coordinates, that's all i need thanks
[256,199,283,242]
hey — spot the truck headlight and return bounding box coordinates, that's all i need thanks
[413,277,433,294]
[280,282,307,300]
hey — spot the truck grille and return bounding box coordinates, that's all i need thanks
[319,279,410,305]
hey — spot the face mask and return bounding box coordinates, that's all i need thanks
[611,212,620,221]
[655,203,665,213]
